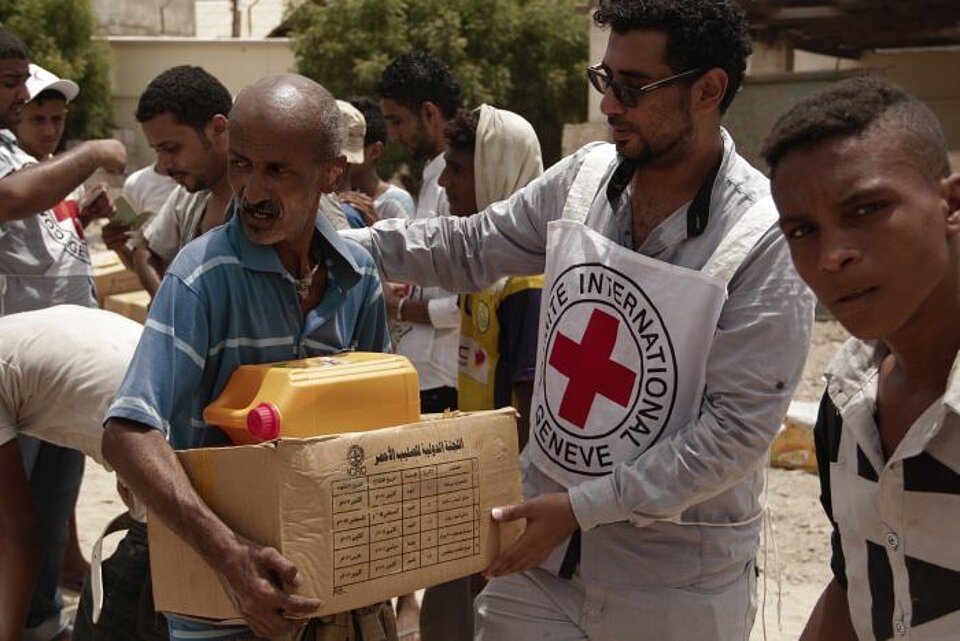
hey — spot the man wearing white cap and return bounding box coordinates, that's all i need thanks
[322,99,373,229]
[0,55,126,315]
[17,64,78,159]
[338,98,371,223]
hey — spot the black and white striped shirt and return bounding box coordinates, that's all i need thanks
[816,340,960,640]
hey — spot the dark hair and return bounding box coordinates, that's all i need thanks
[32,89,67,105]
[376,51,462,119]
[348,96,387,146]
[0,27,28,60]
[443,108,480,152]
[593,0,751,114]
[762,76,950,179]
[136,65,232,132]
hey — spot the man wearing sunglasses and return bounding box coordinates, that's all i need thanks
[345,1,813,639]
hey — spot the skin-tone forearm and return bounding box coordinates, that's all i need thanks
[131,246,166,297]
[395,298,432,325]
[101,419,320,636]
[0,441,44,641]
[800,578,858,641]
[0,139,126,221]
[384,283,440,326]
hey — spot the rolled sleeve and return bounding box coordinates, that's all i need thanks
[347,152,592,292]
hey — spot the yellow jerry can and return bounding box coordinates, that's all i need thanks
[203,352,421,444]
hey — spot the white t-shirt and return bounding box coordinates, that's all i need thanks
[0,305,142,464]
[122,165,177,216]
[391,154,458,391]
[140,186,213,263]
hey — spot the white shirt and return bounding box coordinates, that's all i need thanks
[394,153,458,391]
[0,305,142,464]
[140,186,212,262]
[818,340,960,640]
[122,165,177,216]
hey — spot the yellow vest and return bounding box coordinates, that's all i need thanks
[458,275,543,411]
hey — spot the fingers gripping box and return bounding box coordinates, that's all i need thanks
[148,409,523,622]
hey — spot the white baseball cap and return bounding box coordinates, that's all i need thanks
[336,99,366,165]
[26,63,80,103]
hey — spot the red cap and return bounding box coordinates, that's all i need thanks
[247,403,281,441]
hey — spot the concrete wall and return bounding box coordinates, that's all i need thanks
[863,49,960,161]
[106,37,296,169]
[93,0,285,37]
[93,0,196,36]
[194,0,287,39]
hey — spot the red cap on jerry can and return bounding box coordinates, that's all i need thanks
[247,403,281,441]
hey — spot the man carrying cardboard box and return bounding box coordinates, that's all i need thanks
[95,75,393,641]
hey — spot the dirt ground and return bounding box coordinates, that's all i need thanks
[750,319,850,641]
[70,320,851,639]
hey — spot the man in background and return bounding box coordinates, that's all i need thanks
[376,51,464,641]
[130,65,233,296]
[346,96,415,221]
[425,103,545,641]
[376,50,461,414]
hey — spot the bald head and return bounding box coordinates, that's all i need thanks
[232,74,341,161]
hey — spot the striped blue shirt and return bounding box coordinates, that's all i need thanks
[106,212,389,637]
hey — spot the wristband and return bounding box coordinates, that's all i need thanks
[396,296,407,322]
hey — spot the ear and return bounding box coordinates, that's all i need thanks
[420,101,443,128]
[943,173,960,234]
[323,156,347,192]
[691,68,728,115]
[207,114,229,146]
[367,141,384,163]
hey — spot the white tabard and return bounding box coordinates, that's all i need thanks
[529,145,777,488]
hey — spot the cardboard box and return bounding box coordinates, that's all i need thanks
[103,289,151,324]
[92,250,141,305]
[149,409,523,622]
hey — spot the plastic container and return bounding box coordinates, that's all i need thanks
[203,352,421,445]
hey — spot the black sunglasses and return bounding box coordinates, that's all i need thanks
[587,64,703,108]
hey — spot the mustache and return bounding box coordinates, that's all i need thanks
[238,199,281,218]
[607,116,632,130]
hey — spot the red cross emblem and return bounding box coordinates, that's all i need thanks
[548,308,637,429]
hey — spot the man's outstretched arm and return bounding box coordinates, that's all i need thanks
[0,139,126,221]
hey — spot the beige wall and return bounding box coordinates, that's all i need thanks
[863,50,960,162]
[93,0,195,36]
[106,37,296,170]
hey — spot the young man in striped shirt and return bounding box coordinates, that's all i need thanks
[764,77,960,641]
